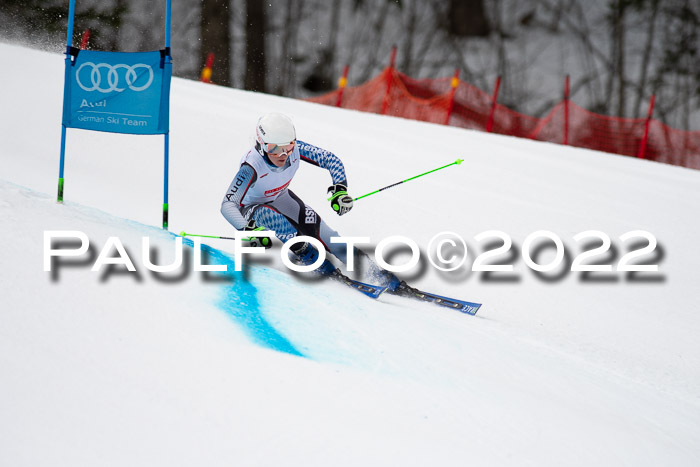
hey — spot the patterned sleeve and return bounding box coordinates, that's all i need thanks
[220,163,257,230]
[297,140,348,186]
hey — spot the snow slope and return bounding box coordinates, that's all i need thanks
[1,42,700,466]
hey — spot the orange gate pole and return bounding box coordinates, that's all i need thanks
[444,69,460,125]
[201,52,215,83]
[79,28,90,49]
[335,65,349,107]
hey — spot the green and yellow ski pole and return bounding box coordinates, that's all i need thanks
[180,230,260,241]
[352,158,464,202]
[185,159,464,240]
[179,231,271,246]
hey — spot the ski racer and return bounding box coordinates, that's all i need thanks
[220,112,399,289]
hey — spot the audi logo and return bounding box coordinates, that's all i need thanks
[76,62,154,93]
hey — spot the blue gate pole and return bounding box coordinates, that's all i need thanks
[162,0,172,229]
[165,0,172,48]
[58,125,67,202]
[58,0,77,203]
[163,133,170,229]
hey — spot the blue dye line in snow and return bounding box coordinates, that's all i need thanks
[182,237,304,358]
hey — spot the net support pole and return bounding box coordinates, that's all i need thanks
[380,46,397,115]
[57,0,77,203]
[563,75,570,146]
[486,75,501,133]
[637,94,655,159]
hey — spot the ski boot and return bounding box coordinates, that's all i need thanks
[290,241,337,276]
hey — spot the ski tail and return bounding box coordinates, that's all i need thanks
[328,269,387,299]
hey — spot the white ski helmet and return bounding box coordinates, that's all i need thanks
[255,112,296,157]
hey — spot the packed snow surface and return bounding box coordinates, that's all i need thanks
[1,43,699,466]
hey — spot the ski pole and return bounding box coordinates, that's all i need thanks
[351,158,464,202]
[179,231,252,242]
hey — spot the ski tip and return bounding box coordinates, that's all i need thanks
[455,158,464,165]
[461,303,481,315]
[179,231,187,237]
[364,285,388,299]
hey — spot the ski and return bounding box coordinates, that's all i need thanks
[387,282,481,315]
[328,269,388,299]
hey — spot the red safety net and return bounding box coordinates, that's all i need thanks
[306,67,700,171]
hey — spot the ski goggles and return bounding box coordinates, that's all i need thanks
[266,141,295,155]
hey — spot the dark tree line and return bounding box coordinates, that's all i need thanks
[1,0,126,50]
[2,0,699,129]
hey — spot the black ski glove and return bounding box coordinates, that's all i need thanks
[243,219,272,249]
[328,184,354,216]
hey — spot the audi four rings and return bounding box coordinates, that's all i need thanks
[76,62,154,93]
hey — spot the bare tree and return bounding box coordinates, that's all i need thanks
[400,0,417,74]
[244,0,266,92]
[201,0,231,86]
[448,0,490,37]
[302,0,343,94]
[655,0,700,129]
[276,0,299,95]
[604,0,628,117]
[632,0,659,118]
[355,0,396,83]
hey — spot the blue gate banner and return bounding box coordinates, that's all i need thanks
[62,50,172,135]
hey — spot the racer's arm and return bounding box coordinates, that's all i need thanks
[297,140,354,216]
[297,140,348,186]
[220,163,257,230]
